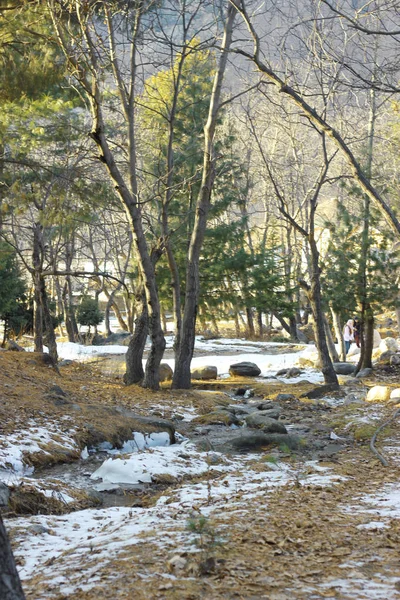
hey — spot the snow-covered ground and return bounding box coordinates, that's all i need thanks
[34,336,333,384]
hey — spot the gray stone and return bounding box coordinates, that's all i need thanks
[245,413,287,433]
[275,394,297,402]
[159,363,173,382]
[58,360,74,367]
[28,524,51,535]
[287,367,301,378]
[191,365,218,380]
[244,388,255,398]
[276,367,301,378]
[6,340,25,352]
[390,354,400,366]
[301,384,340,399]
[224,432,300,452]
[234,388,248,396]
[48,385,67,397]
[379,350,395,364]
[229,362,261,377]
[356,368,373,378]
[103,332,132,345]
[255,401,276,411]
[0,482,10,506]
[276,368,288,377]
[333,362,355,375]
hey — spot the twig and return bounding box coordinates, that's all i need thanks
[370,407,400,467]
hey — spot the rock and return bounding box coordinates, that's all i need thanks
[228,404,252,416]
[287,367,301,378]
[104,332,132,345]
[159,363,173,382]
[379,350,395,364]
[390,388,400,399]
[344,394,364,406]
[244,388,255,398]
[225,432,300,452]
[301,384,340,399]
[390,354,400,366]
[356,368,373,378]
[366,386,391,402]
[275,394,297,402]
[234,388,248,396]
[48,384,67,397]
[193,410,239,426]
[276,368,288,377]
[380,337,399,353]
[167,555,187,574]
[6,340,25,352]
[190,365,217,380]
[58,359,74,367]
[256,401,276,410]
[333,362,355,375]
[28,524,51,535]
[373,329,382,348]
[0,482,10,506]
[229,362,261,377]
[245,413,287,433]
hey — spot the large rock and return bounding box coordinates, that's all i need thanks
[379,337,399,353]
[159,363,173,382]
[390,388,400,399]
[390,354,400,366]
[333,362,355,375]
[366,386,391,402]
[104,332,132,346]
[229,362,261,377]
[373,330,382,348]
[356,368,373,378]
[276,367,301,378]
[192,409,239,426]
[245,413,287,433]
[223,432,301,452]
[6,340,25,352]
[301,383,340,399]
[378,350,395,364]
[191,366,218,380]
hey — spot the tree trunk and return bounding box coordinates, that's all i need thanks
[40,276,58,365]
[172,4,236,389]
[0,515,26,600]
[323,314,340,363]
[125,296,148,385]
[32,226,43,353]
[246,307,255,338]
[305,240,338,386]
[355,305,374,373]
[330,306,346,362]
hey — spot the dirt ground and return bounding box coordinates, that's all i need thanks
[2,350,400,599]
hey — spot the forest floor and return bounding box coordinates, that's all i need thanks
[2,349,400,599]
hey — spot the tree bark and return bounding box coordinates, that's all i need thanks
[172,3,237,388]
[330,306,346,362]
[323,314,340,363]
[0,514,26,600]
[125,293,148,385]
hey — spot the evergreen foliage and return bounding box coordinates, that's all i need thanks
[76,297,104,330]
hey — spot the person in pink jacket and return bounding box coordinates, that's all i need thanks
[343,319,354,355]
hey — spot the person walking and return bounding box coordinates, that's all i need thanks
[343,319,354,355]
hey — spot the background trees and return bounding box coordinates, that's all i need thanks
[0,0,399,387]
